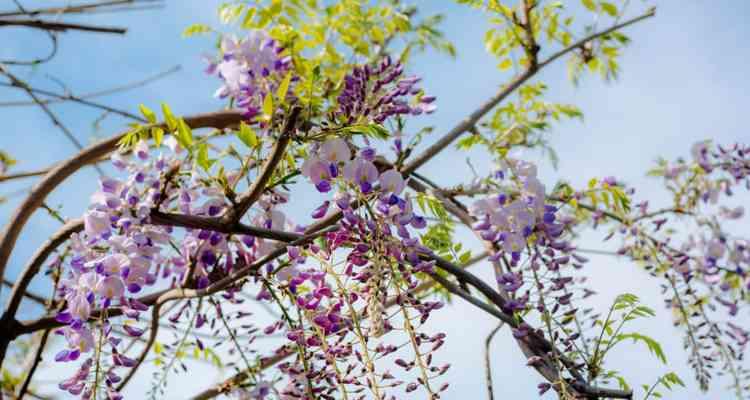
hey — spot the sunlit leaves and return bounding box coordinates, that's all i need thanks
[139,104,157,123]
[276,70,293,103]
[237,122,259,149]
[152,127,164,147]
[260,92,274,124]
[196,143,216,172]
[161,102,177,131]
[182,23,212,37]
[642,372,685,399]
[175,118,194,151]
[344,124,390,140]
[617,332,666,364]
[231,0,454,106]
[590,293,665,383]
[480,82,583,161]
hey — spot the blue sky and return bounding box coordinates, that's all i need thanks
[1,1,749,399]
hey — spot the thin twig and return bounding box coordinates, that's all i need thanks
[0,65,181,107]
[0,81,144,121]
[484,322,504,400]
[1,279,45,305]
[0,0,163,18]
[0,65,105,176]
[0,19,126,34]
[0,168,50,183]
[401,9,655,175]
[3,219,83,321]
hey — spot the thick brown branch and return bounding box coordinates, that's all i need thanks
[13,224,337,338]
[150,211,302,242]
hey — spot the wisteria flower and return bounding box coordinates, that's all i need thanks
[344,157,378,193]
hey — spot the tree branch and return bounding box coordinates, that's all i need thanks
[0,0,162,18]
[15,328,52,399]
[0,65,96,162]
[0,81,145,121]
[0,65,180,108]
[0,19,126,34]
[0,168,50,183]
[228,105,301,223]
[3,219,83,322]
[149,211,302,243]
[1,279,45,306]
[484,322,504,400]
[401,8,655,175]
[11,223,338,338]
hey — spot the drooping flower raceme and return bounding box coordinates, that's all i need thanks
[52,28,478,400]
[210,30,292,120]
[336,56,436,125]
[470,160,562,259]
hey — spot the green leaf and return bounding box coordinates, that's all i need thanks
[196,143,215,172]
[204,348,222,367]
[581,0,597,12]
[182,23,212,37]
[277,70,293,103]
[161,102,177,131]
[663,372,685,387]
[498,58,512,71]
[237,122,259,148]
[139,104,156,123]
[346,124,390,139]
[617,332,667,364]
[151,127,164,147]
[241,7,256,29]
[601,2,618,16]
[117,129,140,150]
[175,118,194,151]
[368,124,389,139]
[261,92,274,122]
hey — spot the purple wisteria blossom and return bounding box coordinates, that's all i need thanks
[336,56,436,124]
[210,30,291,120]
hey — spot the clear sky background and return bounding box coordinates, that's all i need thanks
[1,1,749,399]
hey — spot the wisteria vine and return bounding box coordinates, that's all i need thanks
[1,2,748,400]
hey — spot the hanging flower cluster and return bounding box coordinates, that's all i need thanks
[52,134,300,396]
[469,160,562,261]
[209,29,292,120]
[49,26,459,399]
[10,2,750,399]
[336,56,436,125]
